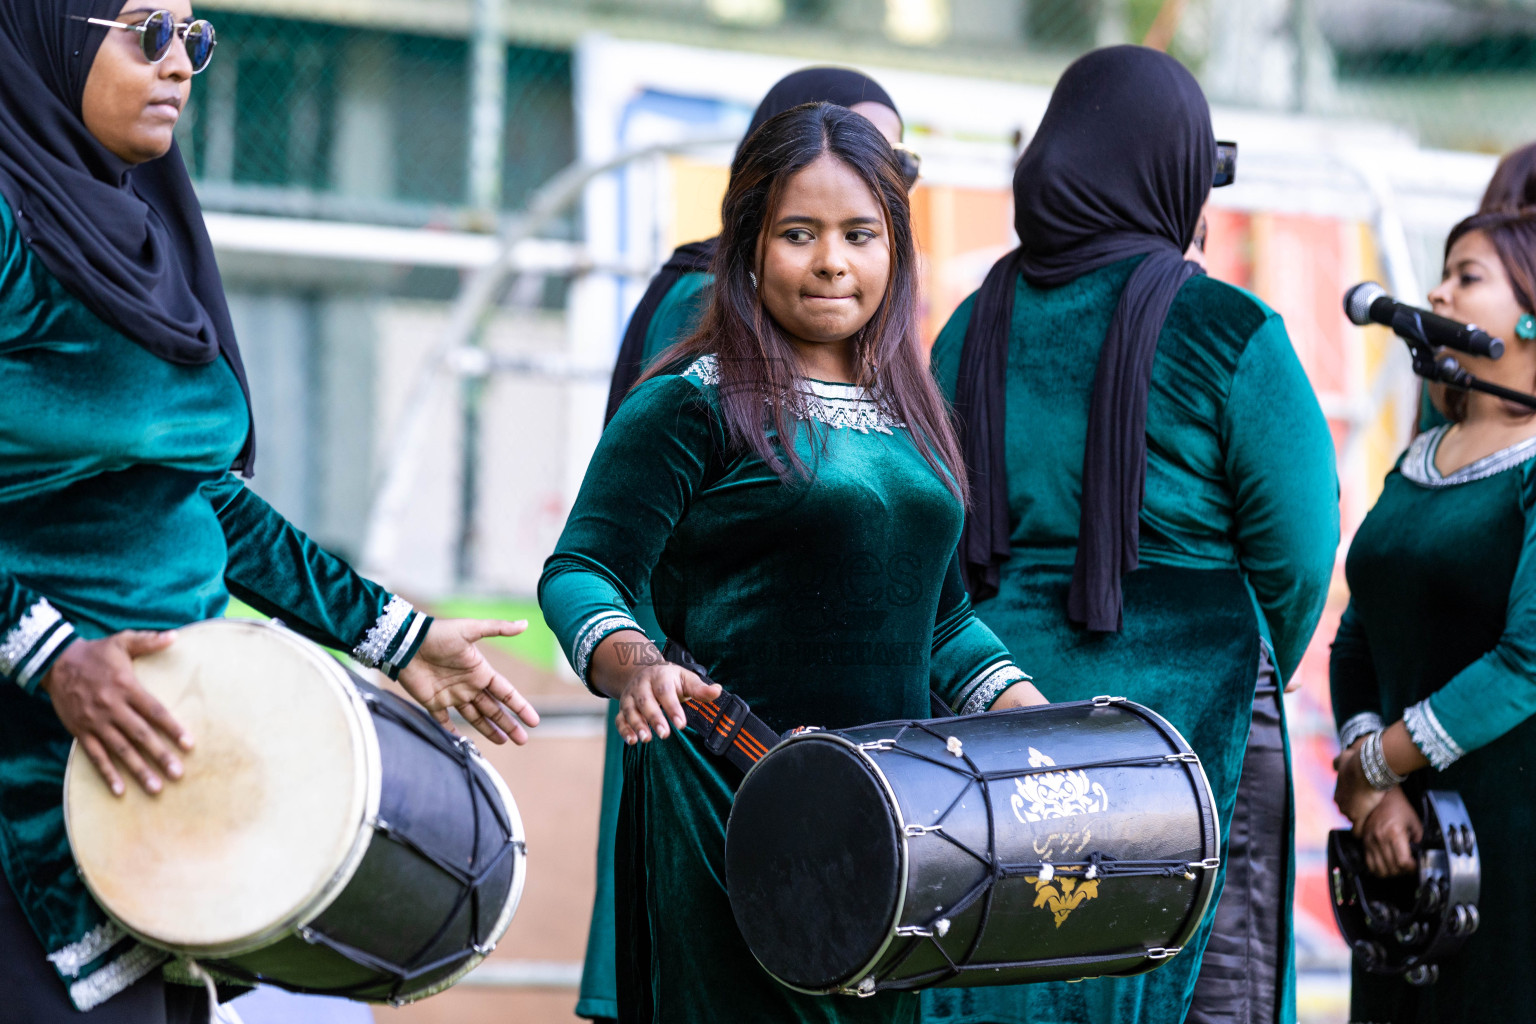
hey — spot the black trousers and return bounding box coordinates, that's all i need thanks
[1185,648,1287,1024]
[0,872,207,1024]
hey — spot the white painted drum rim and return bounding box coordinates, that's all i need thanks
[62,618,384,958]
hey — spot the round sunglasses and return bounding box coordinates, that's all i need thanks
[71,10,217,75]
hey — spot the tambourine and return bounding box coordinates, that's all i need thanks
[1327,789,1480,986]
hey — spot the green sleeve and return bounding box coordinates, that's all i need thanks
[1411,460,1536,767]
[1221,314,1340,680]
[639,273,713,371]
[930,552,1030,715]
[1329,599,1383,748]
[538,375,720,691]
[0,573,78,693]
[208,474,431,677]
[928,290,979,403]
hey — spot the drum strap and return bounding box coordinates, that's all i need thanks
[662,640,782,772]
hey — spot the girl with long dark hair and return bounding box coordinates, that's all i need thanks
[578,68,906,1024]
[1332,208,1536,1022]
[601,67,906,426]
[540,102,1043,1024]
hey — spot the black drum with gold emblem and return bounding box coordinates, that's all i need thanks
[724,698,1219,995]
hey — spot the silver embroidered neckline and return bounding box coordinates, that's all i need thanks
[684,355,904,434]
[1401,424,1536,488]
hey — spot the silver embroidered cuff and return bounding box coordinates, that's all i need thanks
[959,661,1031,716]
[48,921,126,978]
[352,595,413,668]
[1360,730,1407,791]
[1,597,75,689]
[573,612,642,684]
[1338,711,1385,752]
[1404,700,1464,771]
[68,943,167,1012]
[382,610,428,675]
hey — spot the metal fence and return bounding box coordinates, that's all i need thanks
[178,12,575,226]
[181,0,1536,231]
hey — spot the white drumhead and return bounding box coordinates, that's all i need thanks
[64,619,379,953]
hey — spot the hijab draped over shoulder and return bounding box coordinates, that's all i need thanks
[603,66,899,424]
[0,0,255,472]
[954,45,1213,630]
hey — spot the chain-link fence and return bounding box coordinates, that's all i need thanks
[182,0,1536,230]
[179,11,574,224]
[1317,0,1536,154]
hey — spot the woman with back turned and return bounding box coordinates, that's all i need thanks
[541,102,1045,1024]
[923,46,1338,1024]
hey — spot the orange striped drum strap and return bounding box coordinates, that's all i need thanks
[663,639,783,772]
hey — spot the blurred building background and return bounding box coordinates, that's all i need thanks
[186,1,1536,1022]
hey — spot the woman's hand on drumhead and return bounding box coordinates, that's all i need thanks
[39,631,193,797]
[617,665,722,745]
[396,619,540,745]
[1360,786,1422,877]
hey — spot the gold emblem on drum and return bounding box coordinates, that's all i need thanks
[1025,874,1101,928]
[1010,747,1109,824]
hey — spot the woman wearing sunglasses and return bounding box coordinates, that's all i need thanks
[0,3,541,1020]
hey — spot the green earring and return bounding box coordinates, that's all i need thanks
[1519,314,1536,341]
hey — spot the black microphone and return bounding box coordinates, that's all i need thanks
[1344,282,1505,359]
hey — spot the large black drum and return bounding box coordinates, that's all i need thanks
[725,697,1219,995]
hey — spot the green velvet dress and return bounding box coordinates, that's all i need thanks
[0,195,430,1011]
[578,270,712,1021]
[1331,425,1536,1023]
[925,262,1339,1024]
[542,355,1030,1024]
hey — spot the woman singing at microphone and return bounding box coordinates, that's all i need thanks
[1332,208,1536,1023]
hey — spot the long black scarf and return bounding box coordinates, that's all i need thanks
[0,0,255,473]
[603,67,899,425]
[954,46,1213,630]
[603,239,716,425]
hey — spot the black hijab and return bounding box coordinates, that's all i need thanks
[0,0,255,473]
[603,66,899,425]
[953,46,1213,630]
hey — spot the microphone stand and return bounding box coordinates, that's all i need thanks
[1394,313,1536,413]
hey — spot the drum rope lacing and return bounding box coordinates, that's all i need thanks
[846,715,1218,994]
[203,693,524,1005]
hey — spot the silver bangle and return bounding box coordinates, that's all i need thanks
[1360,729,1407,791]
